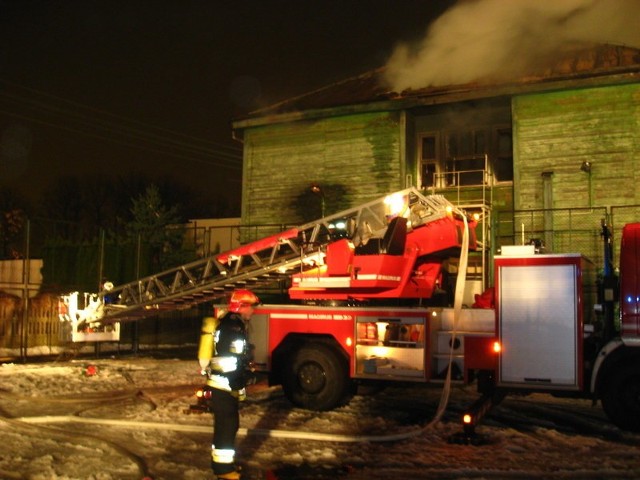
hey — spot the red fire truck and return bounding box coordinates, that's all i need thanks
[59,188,640,434]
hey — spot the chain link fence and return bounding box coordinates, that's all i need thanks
[494,205,640,327]
[495,207,609,267]
[495,205,640,270]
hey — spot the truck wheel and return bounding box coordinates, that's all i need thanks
[282,343,352,411]
[602,363,640,432]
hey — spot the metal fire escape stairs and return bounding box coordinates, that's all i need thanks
[95,188,457,324]
[429,154,493,291]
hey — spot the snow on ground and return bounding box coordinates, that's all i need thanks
[1,355,640,480]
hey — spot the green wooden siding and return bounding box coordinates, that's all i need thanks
[241,111,403,229]
[513,83,640,210]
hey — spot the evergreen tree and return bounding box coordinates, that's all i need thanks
[126,184,192,272]
[0,187,28,259]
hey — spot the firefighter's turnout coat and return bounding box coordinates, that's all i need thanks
[198,311,250,396]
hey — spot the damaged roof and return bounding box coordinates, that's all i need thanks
[233,44,640,129]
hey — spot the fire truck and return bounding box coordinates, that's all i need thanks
[59,187,640,434]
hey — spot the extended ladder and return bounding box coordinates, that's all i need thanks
[97,188,457,323]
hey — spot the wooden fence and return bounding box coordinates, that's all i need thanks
[0,291,204,358]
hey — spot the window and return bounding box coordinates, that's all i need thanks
[445,130,487,186]
[419,134,439,188]
[417,126,512,187]
[494,127,513,182]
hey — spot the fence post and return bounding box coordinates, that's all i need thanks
[542,172,554,251]
[20,219,30,362]
[98,228,105,291]
[132,233,142,354]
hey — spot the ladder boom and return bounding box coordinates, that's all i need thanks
[91,188,471,323]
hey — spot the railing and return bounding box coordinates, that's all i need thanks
[429,168,491,207]
[496,207,608,260]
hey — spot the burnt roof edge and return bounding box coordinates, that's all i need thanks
[232,69,640,132]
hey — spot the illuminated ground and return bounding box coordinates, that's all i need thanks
[1,357,639,479]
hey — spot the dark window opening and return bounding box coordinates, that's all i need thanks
[494,127,513,182]
[418,126,512,187]
[419,134,439,188]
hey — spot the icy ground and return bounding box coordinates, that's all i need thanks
[1,356,640,480]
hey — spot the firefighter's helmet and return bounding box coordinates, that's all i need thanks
[228,289,260,313]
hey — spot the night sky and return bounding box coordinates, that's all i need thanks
[0,0,454,216]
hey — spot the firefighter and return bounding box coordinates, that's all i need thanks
[198,289,260,480]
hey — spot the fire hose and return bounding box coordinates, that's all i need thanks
[427,207,470,427]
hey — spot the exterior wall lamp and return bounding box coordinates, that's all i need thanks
[310,183,325,218]
[580,161,593,207]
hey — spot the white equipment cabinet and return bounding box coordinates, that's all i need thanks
[495,252,584,390]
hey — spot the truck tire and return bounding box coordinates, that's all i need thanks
[282,342,352,411]
[602,363,640,432]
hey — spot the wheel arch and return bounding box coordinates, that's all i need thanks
[593,340,640,399]
[269,332,350,386]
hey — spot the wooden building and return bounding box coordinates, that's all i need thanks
[231,44,640,272]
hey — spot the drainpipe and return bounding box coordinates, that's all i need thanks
[580,161,593,208]
[541,171,554,252]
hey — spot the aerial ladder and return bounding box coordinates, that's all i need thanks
[59,188,472,338]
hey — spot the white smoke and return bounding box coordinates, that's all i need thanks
[384,0,640,91]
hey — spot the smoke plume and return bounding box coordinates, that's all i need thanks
[384,0,640,92]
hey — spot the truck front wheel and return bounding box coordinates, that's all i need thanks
[282,343,352,411]
[602,363,640,432]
